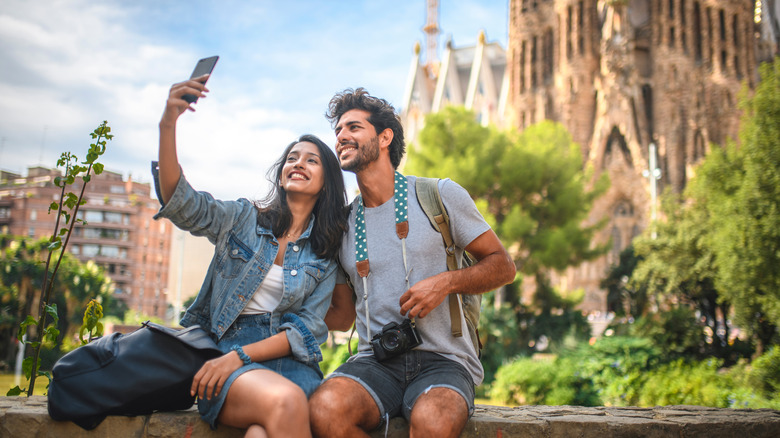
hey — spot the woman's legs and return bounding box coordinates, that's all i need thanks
[217,368,311,438]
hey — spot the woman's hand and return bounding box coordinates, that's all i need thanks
[190,349,242,400]
[158,75,209,203]
[160,75,210,127]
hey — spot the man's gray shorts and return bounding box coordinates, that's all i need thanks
[325,350,475,427]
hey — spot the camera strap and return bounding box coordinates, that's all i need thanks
[355,171,412,341]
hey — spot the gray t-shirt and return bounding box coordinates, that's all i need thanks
[337,175,491,385]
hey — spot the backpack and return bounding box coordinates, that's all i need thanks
[414,177,483,357]
[48,321,222,430]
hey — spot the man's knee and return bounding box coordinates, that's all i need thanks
[310,380,340,415]
[409,387,469,437]
[310,377,381,433]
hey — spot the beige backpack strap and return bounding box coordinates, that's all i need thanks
[415,177,464,338]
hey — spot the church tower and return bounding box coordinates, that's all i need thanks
[507,0,768,312]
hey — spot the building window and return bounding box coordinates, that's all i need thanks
[85,210,103,223]
[577,1,584,55]
[566,6,573,59]
[104,212,123,224]
[610,226,622,264]
[101,245,120,258]
[543,28,554,82]
[82,244,99,257]
[531,36,538,88]
[614,201,634,217]
[693,2,703,62]
[681,0,688,53]
[520,40,527,92]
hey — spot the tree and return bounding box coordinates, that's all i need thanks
[0,235,115,370]
[405,106,609,306]
[687,57,780,354]
[628,193,732,359]
[600,246,648,317]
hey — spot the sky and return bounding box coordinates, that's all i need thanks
[0,0,508,201]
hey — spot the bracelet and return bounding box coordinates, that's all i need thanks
[231,345,252,365]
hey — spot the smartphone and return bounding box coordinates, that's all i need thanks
[182,56,219,104]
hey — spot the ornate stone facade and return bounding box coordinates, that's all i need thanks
[401,1,777,314]
[507,0,776,312]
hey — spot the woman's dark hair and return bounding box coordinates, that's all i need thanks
[255,134,348,259]
[325,88,406,169]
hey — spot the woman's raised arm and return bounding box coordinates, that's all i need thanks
[157,75,209,204]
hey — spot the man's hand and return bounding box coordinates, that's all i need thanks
[399,272,452,319]
[398,229,516,320]
[190,350,242,400]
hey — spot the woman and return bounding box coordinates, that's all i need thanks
[155,75,347,438]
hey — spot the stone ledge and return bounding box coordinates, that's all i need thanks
[2,396,780,437]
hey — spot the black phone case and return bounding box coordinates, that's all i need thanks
[183,56,219,103]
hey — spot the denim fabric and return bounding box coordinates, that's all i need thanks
[197,314,324,429]
[327,350,475,428]
[151,163,336,365]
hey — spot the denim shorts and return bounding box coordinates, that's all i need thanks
[197,314,323,429]
[326,350,475,427]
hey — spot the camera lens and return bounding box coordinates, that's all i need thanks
[381,331,401,351]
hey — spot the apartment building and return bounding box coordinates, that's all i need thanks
[0,166,172,320]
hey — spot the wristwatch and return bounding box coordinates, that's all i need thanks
[231,345,252,365]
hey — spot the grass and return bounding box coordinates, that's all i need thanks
[0,374,49,396]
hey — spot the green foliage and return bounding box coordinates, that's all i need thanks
[406,108,606,378]
[747,345,780,399]
[601,246,648,316]
[6,121,112,396]
[490,356,599,406]
[478,285,591,386]
[319,339,357,376]
[639,359,728,407]
[571,336,661,406]
[479,300,524,384]
[630,193,727,356]
[684,58,780,352]
[79,299,104,345]
[631,308,706,360]
[0,236,115,357]
[406,107,609,296]
[487,337,780,409]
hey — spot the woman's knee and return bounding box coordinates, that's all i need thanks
[267,383,308,415]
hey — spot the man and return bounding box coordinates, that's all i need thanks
[311,88,516,437]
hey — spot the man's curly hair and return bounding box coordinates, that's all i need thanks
[325,88,405,169]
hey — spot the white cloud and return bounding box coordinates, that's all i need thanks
[0,0,508,201]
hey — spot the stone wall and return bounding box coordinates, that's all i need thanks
[3,396,780,437]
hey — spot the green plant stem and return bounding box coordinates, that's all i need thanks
[27,137,102,396]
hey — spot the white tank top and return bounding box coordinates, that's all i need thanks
[242,264,284,314]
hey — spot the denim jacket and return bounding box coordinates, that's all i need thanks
[151,163,336,365]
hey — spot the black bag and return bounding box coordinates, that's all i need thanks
[47,321,222,430]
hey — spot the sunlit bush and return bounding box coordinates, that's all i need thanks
[490,356,598,406]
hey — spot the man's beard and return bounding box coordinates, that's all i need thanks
[341,135,380,173]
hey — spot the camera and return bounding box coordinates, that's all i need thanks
[371,319,423,361]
